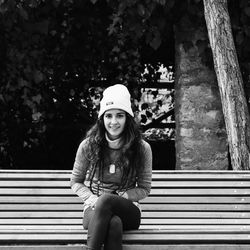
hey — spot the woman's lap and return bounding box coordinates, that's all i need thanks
[83,194,141,230]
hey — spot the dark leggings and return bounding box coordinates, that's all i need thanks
[83,193,141,250]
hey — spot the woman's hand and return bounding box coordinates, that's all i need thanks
[85,194,99,208]
[118,191,128,199]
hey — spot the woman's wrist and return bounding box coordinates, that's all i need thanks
[118,191,128,199]
[85,194,99,207]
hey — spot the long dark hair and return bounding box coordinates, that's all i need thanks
[84,113,143,190]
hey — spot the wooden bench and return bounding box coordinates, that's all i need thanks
[0,170,250,249]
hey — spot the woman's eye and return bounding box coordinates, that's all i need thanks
[105,113,125,119]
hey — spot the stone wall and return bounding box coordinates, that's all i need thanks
[174,22,228,170]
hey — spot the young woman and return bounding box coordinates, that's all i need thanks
[71,84,152,250]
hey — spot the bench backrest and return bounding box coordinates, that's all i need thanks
[0,170,250,245]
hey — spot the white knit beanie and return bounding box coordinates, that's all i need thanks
[98,84,134,118]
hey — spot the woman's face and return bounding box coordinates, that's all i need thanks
[103,109,126,140]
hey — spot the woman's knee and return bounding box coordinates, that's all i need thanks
[95,193,114,211]
[109,215,122,236]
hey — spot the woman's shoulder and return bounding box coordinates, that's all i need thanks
[78,137,91,150]
[140,139,152,152]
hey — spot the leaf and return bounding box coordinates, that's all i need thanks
[28,0,39,8]
[157,0,166,5]
[183,41,193,52]
[150,36,161,50]
[33,70,44,84]
[32,112,42,121]
[32,94,42,104]
[244,26,250,37]
[137,4,145,16]
[132,23,144,38]
[50,30,57,36]
[112,46,120,53]
[236,32,244,45]
[196,39,207,55]
[0,94,4,103]
[244,7,250,16]
[18,78,30,88]
[19,6,28,20]
[165,0,175,10]
[120,52,127,60]
[24,20,49,35]
[36,20,49,35]
[70,89,75,96]
[0,1,8,14]
[52,0,61,8]
[24,99,35,109]
[149,30,162,50]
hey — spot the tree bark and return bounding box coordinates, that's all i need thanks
[203,0,250,170]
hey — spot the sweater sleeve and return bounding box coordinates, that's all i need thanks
[70,139,98,203]
[123,140,152,202]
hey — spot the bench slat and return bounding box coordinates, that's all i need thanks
[2,173,248,180]
[1,180,250,188]
[2,218,250,224]
[0,196,249,204]
[0,232,250,243]
[1,211,250,218]
[1,203,250,211]
[1,170,250,180]
[1,225,250,231]
[1,188,249,195]
[1,245,250,250]
[2,228,250,234]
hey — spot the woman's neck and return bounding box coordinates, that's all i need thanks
[105,133,123,149]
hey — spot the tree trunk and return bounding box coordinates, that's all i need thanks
[203,0,250,170]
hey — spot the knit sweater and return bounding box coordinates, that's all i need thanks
[70,138,152,209]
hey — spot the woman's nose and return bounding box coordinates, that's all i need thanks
[111,116,118,124]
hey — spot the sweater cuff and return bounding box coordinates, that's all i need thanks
[85,194,99,208]
[119,192,129,199]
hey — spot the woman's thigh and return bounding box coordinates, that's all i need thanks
[108,196,141,230]
[83,207,95,229]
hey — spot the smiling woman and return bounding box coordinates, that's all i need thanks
[70,84,152,250]
[103,109,126,140]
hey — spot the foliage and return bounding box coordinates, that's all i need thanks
[0,0,176,168]
[0,0,114,168]
[0,0,250,169]
[230,0,250,98]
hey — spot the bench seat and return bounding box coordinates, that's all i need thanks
[0,170,250,249]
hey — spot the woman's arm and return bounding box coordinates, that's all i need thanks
[120,140,152,201]
[70,140,98,206]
